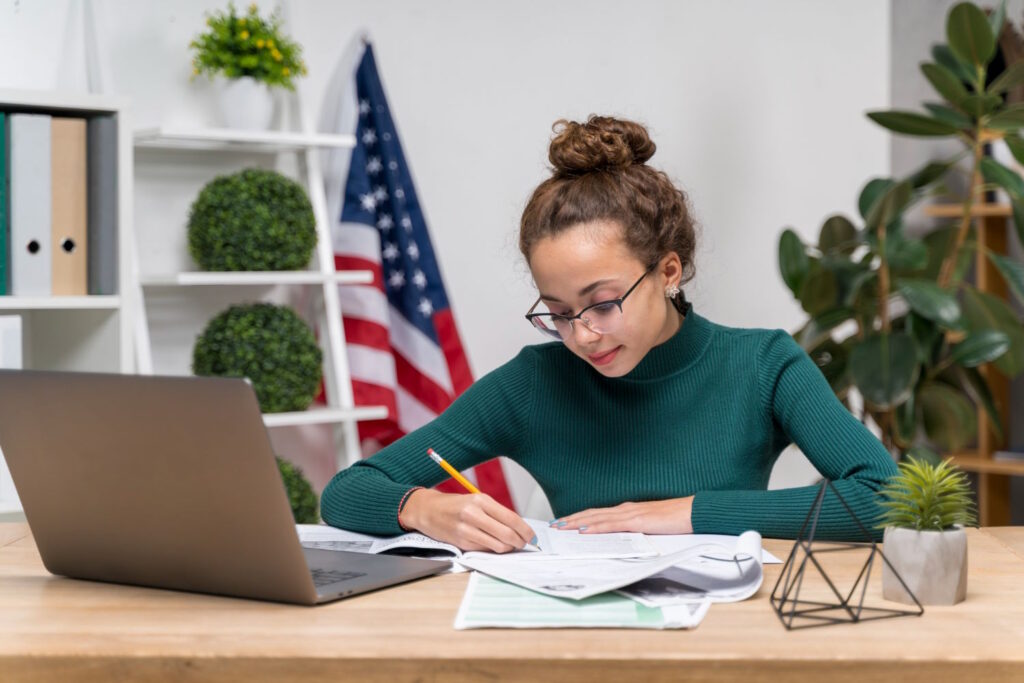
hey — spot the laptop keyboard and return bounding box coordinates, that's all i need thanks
[310,567,368,588]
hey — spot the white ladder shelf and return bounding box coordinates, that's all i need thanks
[131,116,386,470]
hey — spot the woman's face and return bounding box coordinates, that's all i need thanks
[528,220,684,377]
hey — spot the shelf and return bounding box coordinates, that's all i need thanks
[924,203,1012,218]
[0,295,121,310]
[948,451,1024,476]
[262,405,389,428]
[140,271,374,287]
[133,127,356,153]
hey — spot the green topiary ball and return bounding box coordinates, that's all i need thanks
[187,168,317,271]
[277,456,319,524]
[192,303,323,413]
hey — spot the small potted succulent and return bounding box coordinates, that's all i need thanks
[877,452,978,605]
[189,2,308,129]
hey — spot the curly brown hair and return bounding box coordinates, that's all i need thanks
[519,115,698,286]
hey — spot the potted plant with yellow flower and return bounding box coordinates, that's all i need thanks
[189,2,308,130]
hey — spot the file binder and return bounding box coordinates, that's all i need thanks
[7,114,51,296]
[87,115,117,296]
[51,117,88,296]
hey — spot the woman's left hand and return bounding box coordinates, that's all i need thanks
[551,496,694,535]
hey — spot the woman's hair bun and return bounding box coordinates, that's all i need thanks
[548,115,656,175]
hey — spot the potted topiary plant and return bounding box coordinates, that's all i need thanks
[192,302,323,413]
[189,2,308,129]
[187,168,317,272]
[277,456,319,524]
[877,450,978,605]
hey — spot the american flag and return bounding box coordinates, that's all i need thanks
[325,42,516,510]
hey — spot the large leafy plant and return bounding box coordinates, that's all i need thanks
[778,1,1024,456]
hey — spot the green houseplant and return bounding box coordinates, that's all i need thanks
[192,303,323,413]
[189,2,308,129]
[277,456,319,524]
[187,168,317,272]
[778,0,1024,458]
[877,452,977,605]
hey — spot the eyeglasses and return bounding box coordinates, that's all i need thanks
[525,264,656,340]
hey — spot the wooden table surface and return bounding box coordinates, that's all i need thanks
[1,522,1023,682]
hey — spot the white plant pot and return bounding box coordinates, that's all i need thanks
[882,525,967,605]
[216,76,275,131]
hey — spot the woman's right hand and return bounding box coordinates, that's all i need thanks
[398,488,537,553]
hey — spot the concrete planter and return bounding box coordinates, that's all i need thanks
[882,525,967,605]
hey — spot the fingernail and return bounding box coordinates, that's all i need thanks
[579,526,588,531]
[548,518,557,524]
[529,535,538,545]
[556,521,567,527]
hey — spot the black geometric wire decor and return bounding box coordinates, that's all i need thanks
[770,479,924,630]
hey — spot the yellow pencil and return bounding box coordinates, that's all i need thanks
[426,448,480,493]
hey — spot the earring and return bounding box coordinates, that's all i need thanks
[665,285,680,299]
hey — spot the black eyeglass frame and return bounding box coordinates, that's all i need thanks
[524,263,658,339]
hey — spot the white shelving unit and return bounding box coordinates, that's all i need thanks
[0,88,135,515]
[132,116,386,467]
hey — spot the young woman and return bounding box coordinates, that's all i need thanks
[321,115,898,552]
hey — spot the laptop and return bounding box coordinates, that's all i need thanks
[0,369,450,605]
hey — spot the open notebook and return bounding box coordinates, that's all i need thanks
[296,518,659,561]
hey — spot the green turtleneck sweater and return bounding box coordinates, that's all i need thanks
[321,302,898,541]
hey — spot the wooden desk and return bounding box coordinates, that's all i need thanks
[1,523,1023,682]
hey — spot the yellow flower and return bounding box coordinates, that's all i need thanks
[282,67,290,75]
[256,38,265,48]
[272,50,282,61]
[240,30,249,39]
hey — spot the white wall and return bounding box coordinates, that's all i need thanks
[0,0,891,513]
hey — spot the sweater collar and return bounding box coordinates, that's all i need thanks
[606,300,715,382]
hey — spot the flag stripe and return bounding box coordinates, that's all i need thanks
[329,42,515,512]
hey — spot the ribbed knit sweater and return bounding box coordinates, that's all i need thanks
[321,302,899,541]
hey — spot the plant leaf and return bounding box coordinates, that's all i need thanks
[957,365,1004,442]
[1013,198,1024,248]
[924,102,972,128]
[858,178,896,221]
[986,103,1024,130]
[798,262,839,317]
[987,251,1024,305]
[865,180,913,231]
[778,229,808,298]
[1003,133,1024,165]
[989,0,1007,39]
[866,110,961,137]
[918,380,977,452]
[932,43,977,84]
[947,2,997,67]
[949,329,1011,366]
[797,307,855,351]
[908,158,957,189]
[849,332,920,410]
[959,92,1003,118]
[896,278,963,328]
[921,62,969,106]
[961,286,1024,376]
[989,61,1024,95]
[980,157,1024,198]
[819,215,859,255]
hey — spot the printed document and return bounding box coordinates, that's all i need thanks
[454,572,710,630]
